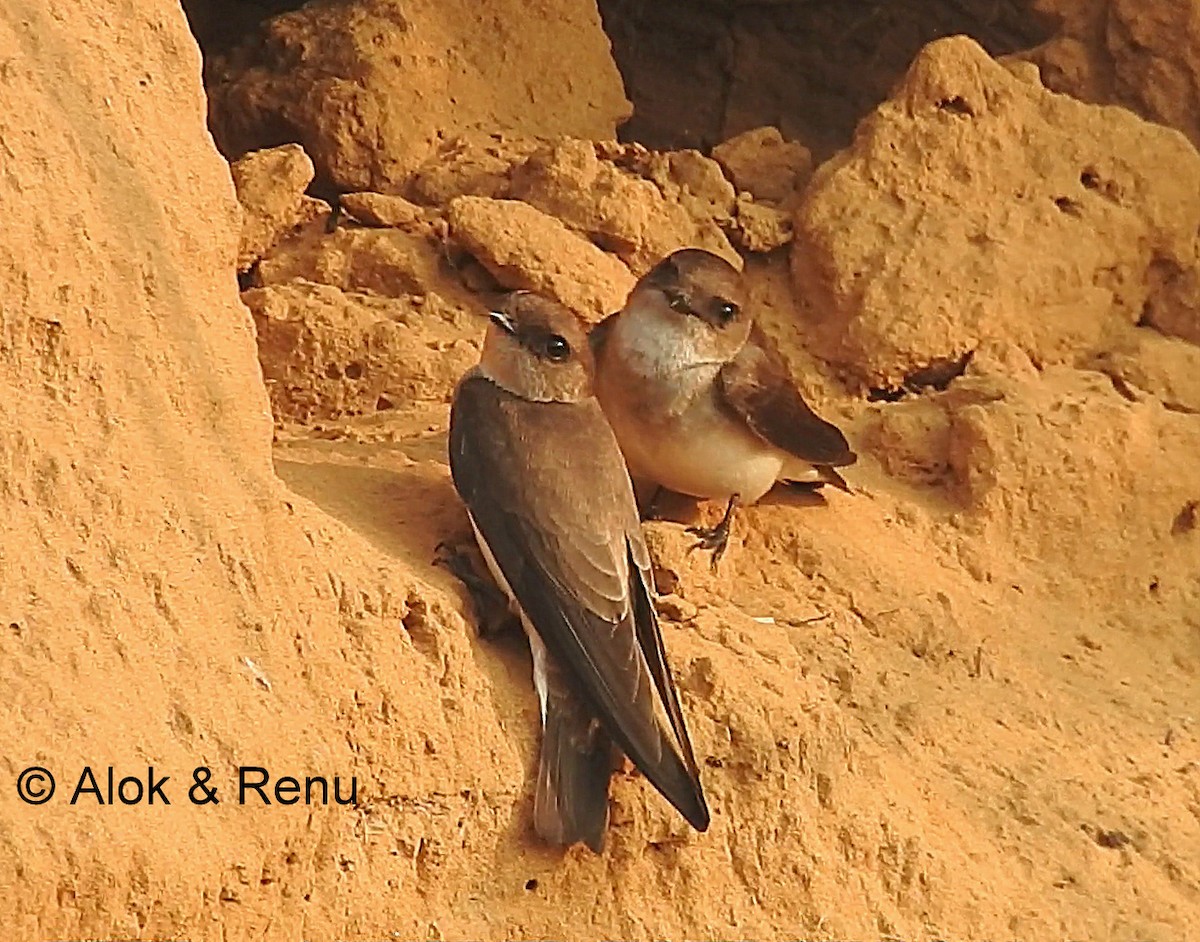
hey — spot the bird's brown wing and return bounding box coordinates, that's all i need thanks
[628,535,701,781]
[448,372,709,832]
[717,326,857,467]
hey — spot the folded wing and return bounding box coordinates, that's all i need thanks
[449,372,709,832]
[717,326,857,467]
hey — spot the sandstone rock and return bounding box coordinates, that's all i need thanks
[0,2,508,937]
[859,399,954,488]
[407,135,542,205]
[447,195,635,319]
[208,0,631,192]
[794,36,1200,389]
[339,192,428,230]
[599,142,738,224]
[944,368,1200,595]
[254,226,443,299]
[712,126,813,203]
[1087,332,1200,416]
[230,144,329,271]
[246,283,478,421]
[1026,0,1200,149]
[509,139,741,273]
[729,196,794,253]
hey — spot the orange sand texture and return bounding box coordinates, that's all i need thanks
[1,0,1197,939]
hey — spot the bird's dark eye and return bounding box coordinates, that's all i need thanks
[666,292,691,315]
[544,334,571,361]
[717,301,739,323]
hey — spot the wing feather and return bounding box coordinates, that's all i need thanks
[718,326,857,467]
[449,372,709,831]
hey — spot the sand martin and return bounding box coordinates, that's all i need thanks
[591,248,857,566]
[448,292,710,852]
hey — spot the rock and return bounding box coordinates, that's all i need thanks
[729,196,793,253]
[246,283,478,421]
[944,368,1200,596]
[407,136,542,205]
[447,195,635,320]
[0,2,508,937]
[253,227,443,299]
[1087,332,1200,415]
[230,144,329,271]
[599,142,737,224]
[859,399,954,488]
[208,0,631,192]
[712,126,813,203]
[510,139,740,273]
[339,192,428,230]
[1025,0,1200,149]
[794,36,1200,389]
[654,593,699,623]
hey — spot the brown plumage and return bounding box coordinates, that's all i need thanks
[591,248,857,564]
[448,293,709,851]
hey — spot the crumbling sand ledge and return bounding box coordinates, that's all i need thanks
[0,1,1197,940]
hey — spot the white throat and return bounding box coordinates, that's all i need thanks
[611,298,721,380]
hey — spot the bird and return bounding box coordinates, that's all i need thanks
[590,247,857,567]
[447,292,710,852]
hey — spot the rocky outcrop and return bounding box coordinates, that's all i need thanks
[207,0,632,192]
[793,37,1200,390]
[1025,0,1200,149]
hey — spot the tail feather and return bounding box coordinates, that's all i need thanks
[534,695,614,853]
[781,460,853,494]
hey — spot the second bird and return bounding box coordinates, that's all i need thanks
[591,248,857,566]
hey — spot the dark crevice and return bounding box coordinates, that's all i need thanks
[180,0,309,58]
[867,350,975,402]
[1054,195,1083,216]
[598,0,1053,158]
[937,95,976,116]
[1106,372,1140,403]
[1171,501,1199,536]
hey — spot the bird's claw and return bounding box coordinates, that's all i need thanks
[686,521,731,571]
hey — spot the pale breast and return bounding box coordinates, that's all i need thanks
[606,383,783,503]
[596,307,784,503]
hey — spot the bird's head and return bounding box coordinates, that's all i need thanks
[627,248,751,363]
[479,293,594,403]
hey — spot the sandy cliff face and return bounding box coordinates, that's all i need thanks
[1,1,1197,940]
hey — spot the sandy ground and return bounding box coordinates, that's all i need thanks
[0,0,1197,939]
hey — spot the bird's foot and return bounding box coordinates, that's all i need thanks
[685,494,740,572]
[686,521,732,570]
[432,541,517,637]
